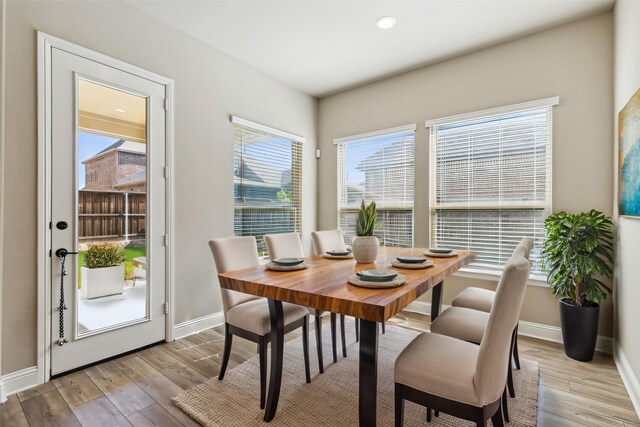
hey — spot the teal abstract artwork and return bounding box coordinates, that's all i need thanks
[619,88,640,217]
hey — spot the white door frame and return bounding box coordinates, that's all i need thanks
[37,32,175,384]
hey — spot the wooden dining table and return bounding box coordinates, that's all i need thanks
[218,247,475,427]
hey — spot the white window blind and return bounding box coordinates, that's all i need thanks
[233,121,303,256]
[337,127,415,247]
[428,105,553,274]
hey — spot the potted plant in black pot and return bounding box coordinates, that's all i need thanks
[542,209,614,361]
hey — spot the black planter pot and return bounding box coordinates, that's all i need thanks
[559,298,600,362]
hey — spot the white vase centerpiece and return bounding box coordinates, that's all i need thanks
[351,200,379,263]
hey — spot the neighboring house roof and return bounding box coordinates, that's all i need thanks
[235,152,291,188]
[113,169,146,188]
[355,140,411,173]
[81,139,146,164]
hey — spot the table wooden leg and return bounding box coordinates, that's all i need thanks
[431,281,444,322]
[359,319,378,427]
[264,299,284,422]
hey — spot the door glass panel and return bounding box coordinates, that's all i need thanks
[76,79,148,336]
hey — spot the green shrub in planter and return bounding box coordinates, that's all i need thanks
[84,243,125,269]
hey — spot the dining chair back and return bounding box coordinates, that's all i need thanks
[513,237,533,259]
[208,236,261,314]
[311,230,347,255]
[473,254,530,406]
[265,232,304,259]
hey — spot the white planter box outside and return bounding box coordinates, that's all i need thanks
[80,265,125,299]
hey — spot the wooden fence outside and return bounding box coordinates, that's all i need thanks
[78,190,146,241]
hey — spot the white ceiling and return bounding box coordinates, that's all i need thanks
[127,0,614,97]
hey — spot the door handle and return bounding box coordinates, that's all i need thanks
[55,248,78,258]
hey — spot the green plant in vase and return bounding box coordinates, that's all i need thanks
[352,200,379,263]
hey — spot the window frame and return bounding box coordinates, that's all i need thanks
[426,98,558,281]
[231,116,305,258]
[334,124,417,248]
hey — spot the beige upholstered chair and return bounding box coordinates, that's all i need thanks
[449,237,533,371]
[265,232,346,373]
[394,254,530,427]
[430,237,533,417]
[311,229,348,254]
[209,236,310,409]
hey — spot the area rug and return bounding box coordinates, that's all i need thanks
[173,320,539,426]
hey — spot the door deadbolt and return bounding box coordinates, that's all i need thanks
[56,221,68,230]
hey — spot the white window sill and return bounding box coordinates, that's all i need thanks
[454,267,549,288]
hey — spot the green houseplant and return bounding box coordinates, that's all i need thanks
[81,243,126,299]
[542,209,614,361]
[352,200,379,263]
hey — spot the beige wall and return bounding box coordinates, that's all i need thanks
[1,0,318,374]
[318,12,614,336]
[614,0,640,392]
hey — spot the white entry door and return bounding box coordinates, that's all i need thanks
[49,46,167,376]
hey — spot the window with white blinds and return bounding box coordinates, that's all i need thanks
[233,118,303,256]
[428,101,555,274]
[336,126,415,247]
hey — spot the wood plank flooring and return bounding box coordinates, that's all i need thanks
[1,311,638,426]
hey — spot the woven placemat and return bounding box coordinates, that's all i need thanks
[423,250,458,258]
[348,274,406,288]
[266,262,308,271]
[391,260,434,269]
[322,253,354,259]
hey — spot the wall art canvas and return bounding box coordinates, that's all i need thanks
[619,87,640,217]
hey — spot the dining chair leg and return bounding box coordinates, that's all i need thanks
[330,313,338,363]
[340,314,347,357]
[426,408,432,422]
[394,383,404,427]
[381,322,386,334]
[315,315,324,374]
[218,323,233,381]
[491,403,505,427]
[507,362,515,398]
[355,318,360,342]
[258,336,267,409]
[475,410,487,427]
[302,315,311,383]
[502,387,509,422]
[513,325,521,370]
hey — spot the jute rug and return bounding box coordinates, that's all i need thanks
[173,320,539,426]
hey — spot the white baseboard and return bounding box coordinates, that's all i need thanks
[173,311,224,340]
[403,301,613,354]
[614,342,640,418]
[0,366,39,402]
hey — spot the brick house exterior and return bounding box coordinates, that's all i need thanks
[82,139,146,192]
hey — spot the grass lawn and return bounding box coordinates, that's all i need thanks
[78,245,146,285]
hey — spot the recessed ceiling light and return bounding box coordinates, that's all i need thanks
[376,16,397,30]
[115,108,126,113]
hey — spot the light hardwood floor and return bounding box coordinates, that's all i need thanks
[1,311,638,426]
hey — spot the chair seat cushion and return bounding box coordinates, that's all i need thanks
[451,287,495,312]
[395,332,480,406]
[226,299,308,336]
[430,307,489,344]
